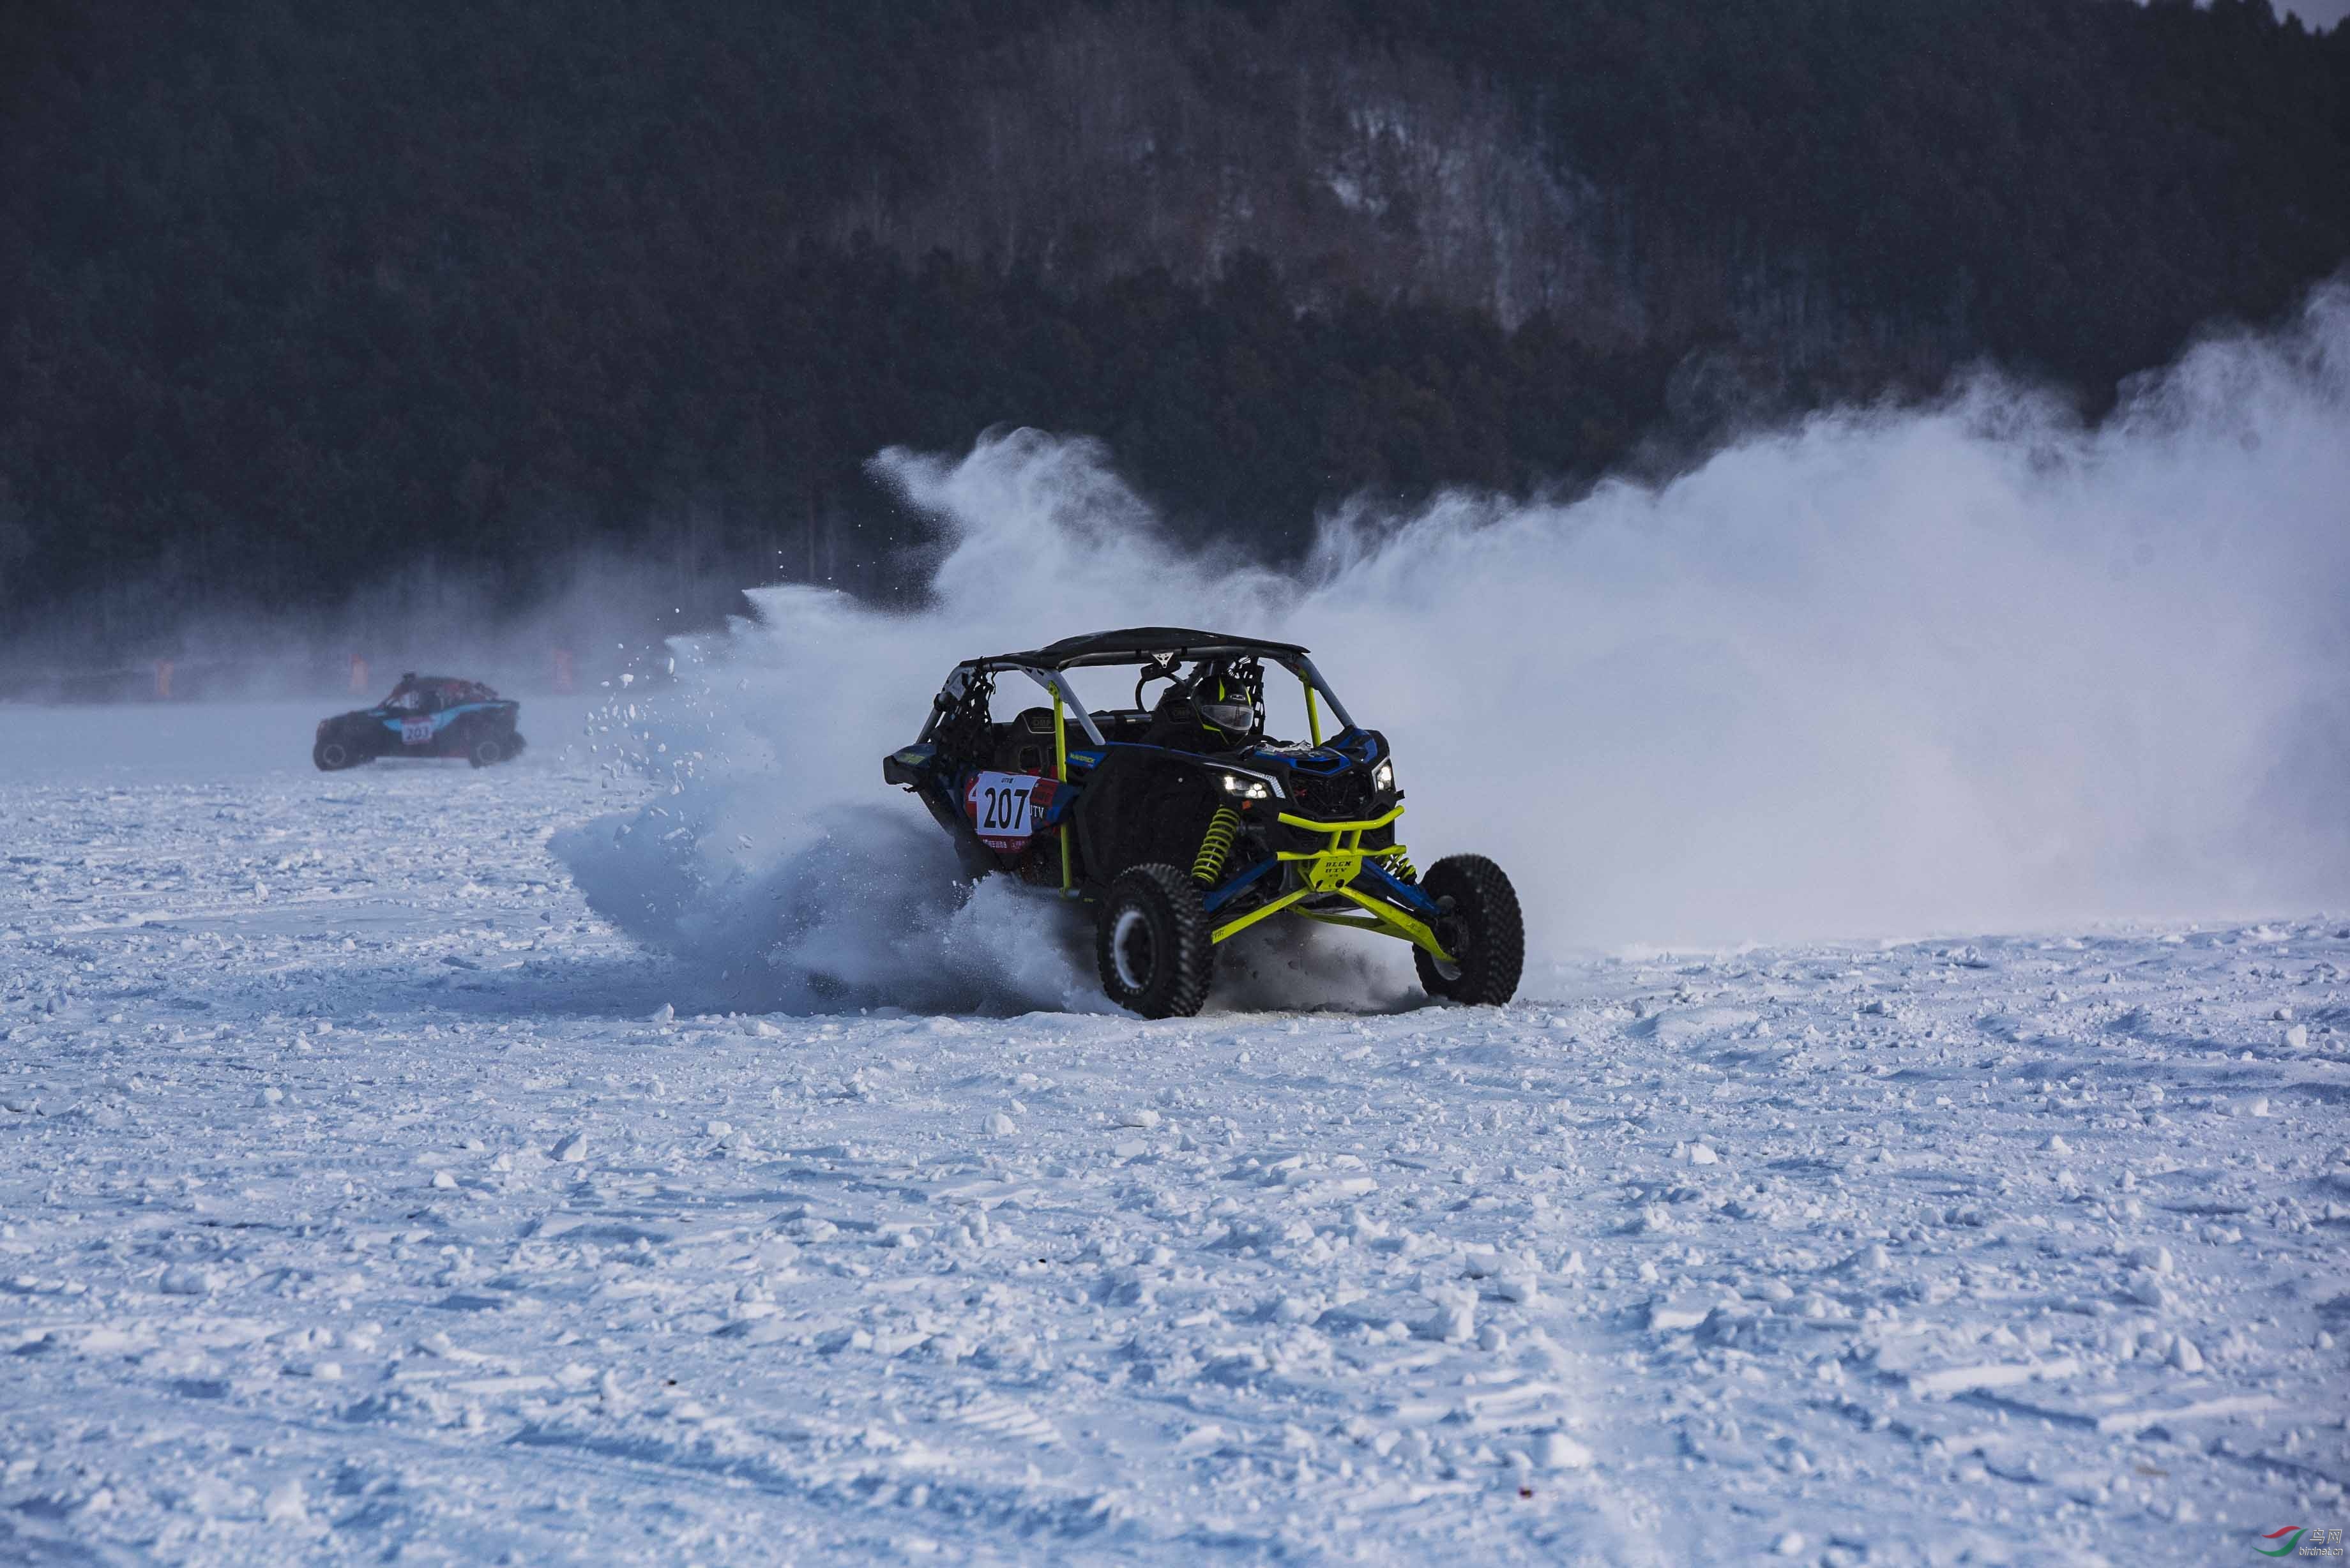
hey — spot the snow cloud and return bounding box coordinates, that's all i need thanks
[557,280,2350,999]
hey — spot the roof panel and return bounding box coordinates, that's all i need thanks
[973,626,1308,670]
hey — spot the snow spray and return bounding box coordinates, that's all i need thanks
[556,281,2350,1009]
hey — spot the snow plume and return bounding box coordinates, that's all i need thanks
[556,282,2350,1003]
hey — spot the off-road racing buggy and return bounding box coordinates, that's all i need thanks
[884,628,1522,1017]
[313,673,526,771]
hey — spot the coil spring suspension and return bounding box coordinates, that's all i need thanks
[1386,849,1418,883]
[1192,806,1241,884]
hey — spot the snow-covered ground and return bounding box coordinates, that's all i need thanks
[3,703,2346,1566]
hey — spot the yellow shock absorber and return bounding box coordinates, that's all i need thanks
[1387,848,1418,884]
[1192,806,1241,884]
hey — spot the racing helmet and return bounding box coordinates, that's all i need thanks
[1194,658,1264,743]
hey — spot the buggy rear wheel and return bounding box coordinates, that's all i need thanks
[1412,854,1524,1006]
[468,734,509,768]
[1095,864,1213,1019]
[312,737,365,771]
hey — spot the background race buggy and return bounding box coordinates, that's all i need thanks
[313,674,526,771]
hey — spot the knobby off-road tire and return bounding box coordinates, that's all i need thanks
[312,737,367,771]
[467,734,509,768]
[1096,863,1215,1019]
[1413,854,1524,1006]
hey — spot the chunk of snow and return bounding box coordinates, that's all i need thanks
[160,1265,218,1295]
[1907,1358,2079,1397]
[1620,1203,1679,1235]
[1536,1431,1591,1470]
[1696,1306,1769,1348]
[1646,1300,1712,1333]
[2094,1392,2279,1435]
[983,1112,1016,1136]
[1428,1297,1475,1343]
[550,1131,588,1163]
[2166,1336,2204,1373]
[1652,1007,1759,1044]
[1117,1109,1162,1130]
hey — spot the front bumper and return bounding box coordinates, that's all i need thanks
[1204,803,1450,963]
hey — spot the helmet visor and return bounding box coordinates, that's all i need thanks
[1199,699,1254,734]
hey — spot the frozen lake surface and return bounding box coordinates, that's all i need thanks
[2,704,2345,1564]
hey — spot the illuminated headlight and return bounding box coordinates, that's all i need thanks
[1220,772,1272,800]
[1372,760,1395,792]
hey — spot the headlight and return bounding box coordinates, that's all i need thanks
[1219,772,1271,800]
[1372,760,1395,792]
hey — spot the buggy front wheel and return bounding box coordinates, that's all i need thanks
[1096,864,1214,1019]
[1413,854,1524,1006]
[468,734,510,768]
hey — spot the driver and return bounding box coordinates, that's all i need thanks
[1146,658,1264,752]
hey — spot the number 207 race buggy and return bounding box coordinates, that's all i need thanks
[883,628,1523,1018]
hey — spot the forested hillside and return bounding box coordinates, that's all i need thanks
[3,0,2344,652]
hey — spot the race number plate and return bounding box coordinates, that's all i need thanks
[964,771,1043,850]
[400,718,436,746]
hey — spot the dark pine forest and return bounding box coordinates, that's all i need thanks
[3,0,2346,654]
